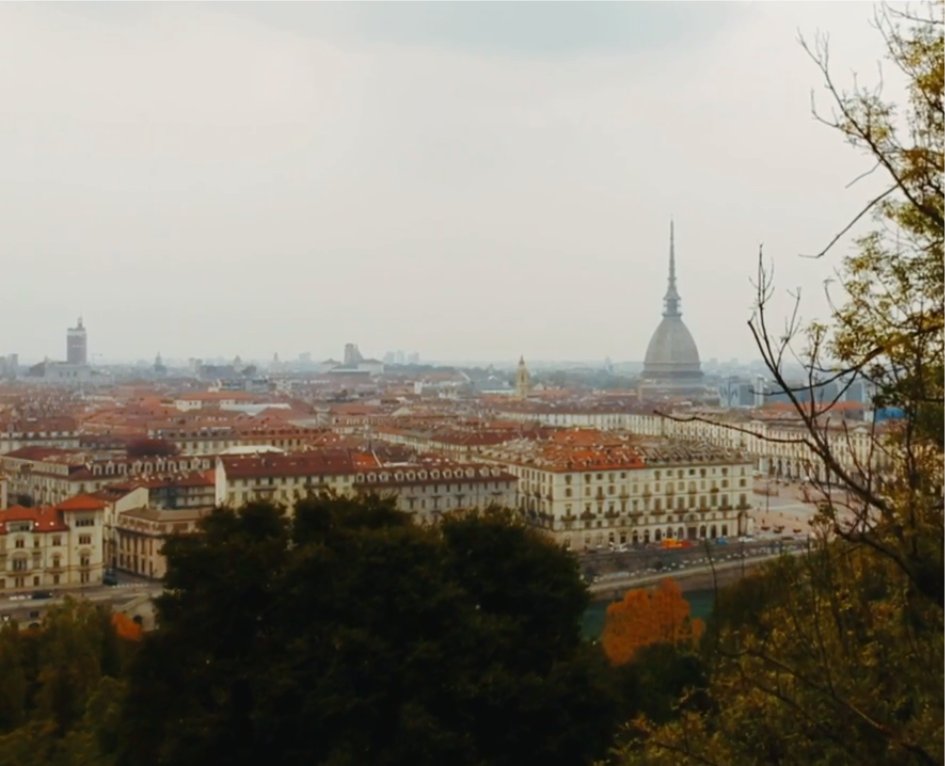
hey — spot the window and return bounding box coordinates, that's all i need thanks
[80,556,90,567]
[12,559,27,571]
[14,539,24,549]
[52,536,62,546]
[74,518,95,527]
[79,535,92,545]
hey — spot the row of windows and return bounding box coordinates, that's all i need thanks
[559,465,747,485]
[10,554,87,571]
[562,479,742,497]
[560,493,747,515]
[12,535,64,548]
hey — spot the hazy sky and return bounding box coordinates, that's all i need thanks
[2,2,901,364]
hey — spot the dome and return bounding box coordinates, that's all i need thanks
[642,316,703,379]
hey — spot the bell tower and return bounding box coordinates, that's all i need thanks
[515,356,530,399]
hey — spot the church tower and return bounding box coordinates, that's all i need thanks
[515,356,531,399]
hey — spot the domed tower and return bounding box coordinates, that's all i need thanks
[642,222,703,381]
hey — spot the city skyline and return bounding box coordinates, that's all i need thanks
[2,2,898,362]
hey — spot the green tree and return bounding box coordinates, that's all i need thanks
[117,497,619,766]
[0,623,27,731]
[0,600,132,766]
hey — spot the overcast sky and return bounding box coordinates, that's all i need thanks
[1,2,901,365]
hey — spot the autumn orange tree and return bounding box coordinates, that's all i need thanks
[602,579,705,666]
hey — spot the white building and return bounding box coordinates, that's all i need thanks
[0,494,106,593]
[482,433,753,551]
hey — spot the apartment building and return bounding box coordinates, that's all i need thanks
[0,447,212,506]
[214,451,517,521]
[115,507,210,579]
[0,494,106,593]
[351,464,517,523]
[482,430,753,551]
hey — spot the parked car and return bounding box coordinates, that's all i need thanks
[31,590,53,600]
[103,570,119,586]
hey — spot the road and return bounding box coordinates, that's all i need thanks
[0,572,163,625]
[579,535,808,580]
[578,479,825,599]
[585,548,803,599]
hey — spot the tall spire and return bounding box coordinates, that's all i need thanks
[663,219,681,317]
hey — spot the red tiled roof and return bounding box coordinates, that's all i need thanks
[0,505,69,533]
[2,446,79,462]
[56,494,108,512]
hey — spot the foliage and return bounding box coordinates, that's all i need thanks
[0,599,135,766]
[617,552,943,766]
[116,496,621,766]
[622,6,944,764]
[124,438,179,459]
[746,1,944,607]
[601,579,705,666]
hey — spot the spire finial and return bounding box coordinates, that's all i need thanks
[669,218,676,288]
[662,219,681,317]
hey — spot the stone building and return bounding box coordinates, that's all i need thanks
[0,494,106,593]
[482,430,753,551]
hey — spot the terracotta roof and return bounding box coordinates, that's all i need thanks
[219,450,379,479]
[57,493,108,512]
[3,446,79,462]
[0,505,69,533]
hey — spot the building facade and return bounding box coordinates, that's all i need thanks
[482,432,753,550]
[0,495,105,593]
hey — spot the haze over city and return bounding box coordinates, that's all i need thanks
[3,2,898,363]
